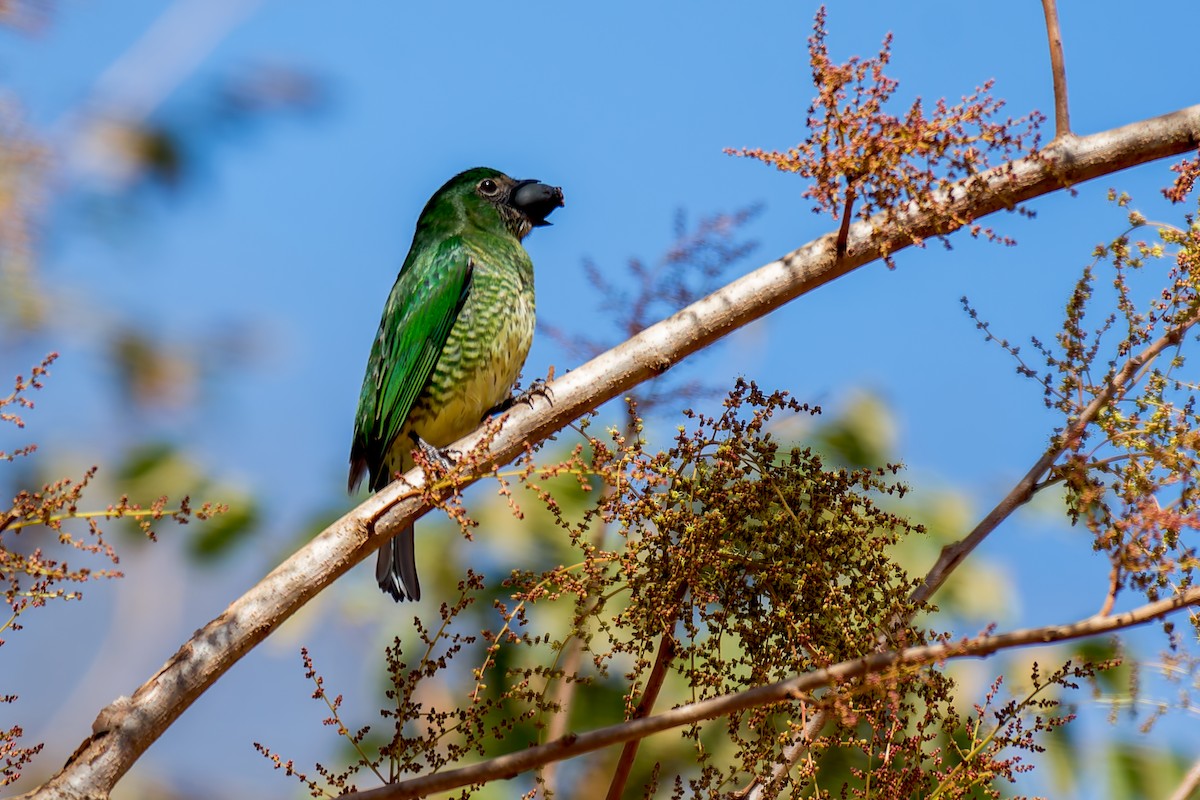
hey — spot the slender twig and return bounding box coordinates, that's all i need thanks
[309,669,387,786]
[1098,564,1122,616]
[738,702,824,799]
[541,520,615,795]
[928,676,1062,800]
[835,183,857,260]
[3,506,195,532]
[547,407,648,797]
[352,588,1200,800]
[911,305,1200,607]
[470,565,594,705]
[538,631,585,795]
[605,622,679,800]
[1040,0,1071,137]
[20,105,1200,800]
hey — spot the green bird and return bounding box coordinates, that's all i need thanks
[349,167,564,602]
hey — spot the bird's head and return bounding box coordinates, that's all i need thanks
[429,167,564,241]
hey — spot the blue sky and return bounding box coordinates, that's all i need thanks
[2,1,1197,796]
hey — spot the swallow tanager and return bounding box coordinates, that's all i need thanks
[349,167,564,601]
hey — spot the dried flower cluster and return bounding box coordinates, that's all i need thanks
[725,7,1043,263]
[1,354,225,786]
[258,382,1109,798]
[1164,150,1200,205]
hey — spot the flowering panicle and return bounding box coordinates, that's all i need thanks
[726,7,1043,264]
[259,381,1101,797]
[967,193,1200,615]
[2,354,227,786]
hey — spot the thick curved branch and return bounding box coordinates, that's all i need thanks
[21,104,1200,800]
[359,589,1200,800]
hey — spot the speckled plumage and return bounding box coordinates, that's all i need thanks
[349,167,563,602]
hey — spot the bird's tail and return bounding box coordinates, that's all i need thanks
[376,523,421,602]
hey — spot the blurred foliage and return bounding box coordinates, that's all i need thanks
[1,12,323,790]
[75,63,325,199]
[0,15,318,563]
[115,442,257,561]
[0,0,48,32]
[0,101,46,329]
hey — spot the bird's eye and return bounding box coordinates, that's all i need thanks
[478,179,499,196]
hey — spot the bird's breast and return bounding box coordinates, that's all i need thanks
[405,269,535,448]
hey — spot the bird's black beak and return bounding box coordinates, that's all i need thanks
[510,179,565,227]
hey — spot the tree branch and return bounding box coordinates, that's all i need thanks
[604,619,679,800]
[1167,752,1200,800]
[21,104,1200,800]
[356,589,1200,800]
[910,301,1200,608]
[738,702,823,799]
[1041,0,1071,137]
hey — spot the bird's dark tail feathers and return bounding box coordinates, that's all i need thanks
[376,524,421,602]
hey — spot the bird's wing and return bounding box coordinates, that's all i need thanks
[349,236,473,491]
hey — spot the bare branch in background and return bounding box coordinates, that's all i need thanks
[1167,755,1200,800]
[62,0,265,187]
[1041,0,1072,137]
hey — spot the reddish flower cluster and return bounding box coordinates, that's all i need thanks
[726,7,1043,263]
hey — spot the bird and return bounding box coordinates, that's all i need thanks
[348,167,564,602]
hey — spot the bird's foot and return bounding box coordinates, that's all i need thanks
[414,437,459,470]
[517,377,554,408]
[484,378,554,420]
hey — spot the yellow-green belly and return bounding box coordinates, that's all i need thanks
[384,267,534,474]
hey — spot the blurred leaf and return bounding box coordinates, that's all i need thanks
[114,441,258,561]
[116,441,197,493]
[812,391,897,469]
[117,441,177,482]
[0,0,49,31]
[1077,637,1129,695]
[1043,712,1081,795]
[0,101,47,331]
[187,500,257,561]
[1108,744,1192,800]
[132,125,186,188]
[214,63,326,121]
